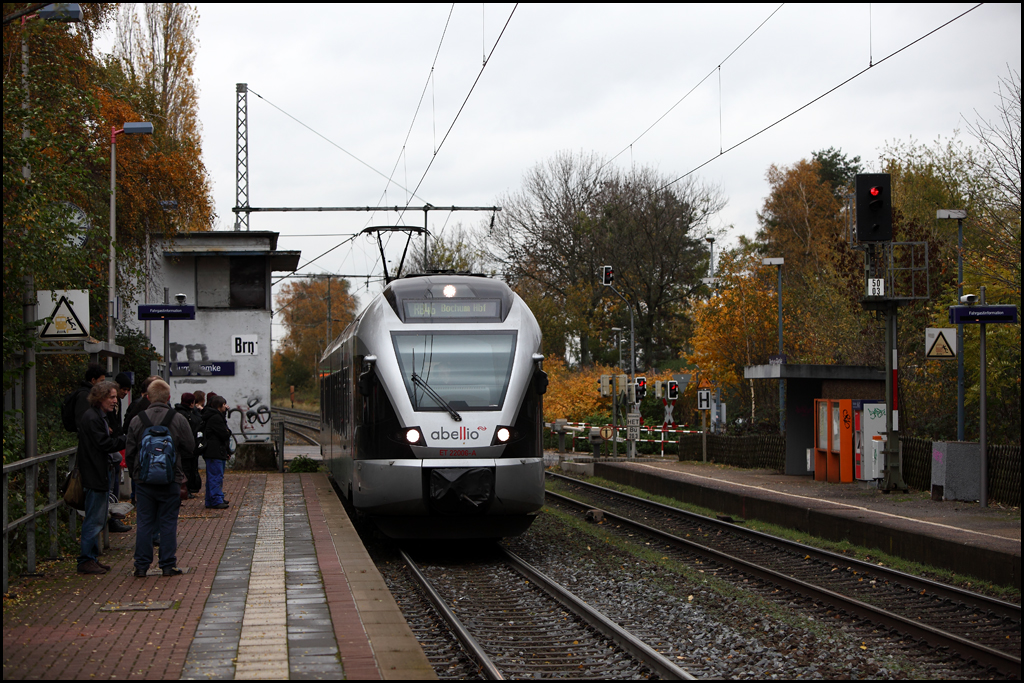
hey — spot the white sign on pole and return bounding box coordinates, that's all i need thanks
[924,328,957,360]
[868,278,885,297]
[697,389,712,410]
[37,289,89,339]
[626,412,640,440]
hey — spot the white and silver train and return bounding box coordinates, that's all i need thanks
[319,274,548,539]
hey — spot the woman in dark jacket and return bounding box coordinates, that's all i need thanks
[76,381,127,574]
[201,395,232,509]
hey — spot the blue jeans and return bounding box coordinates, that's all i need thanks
[134,482,181,570]
[205,459,225,507]
[78,488,108,566]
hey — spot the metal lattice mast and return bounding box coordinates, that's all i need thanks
[235,83,250,231]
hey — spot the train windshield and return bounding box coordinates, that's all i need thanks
[392,332,517,411]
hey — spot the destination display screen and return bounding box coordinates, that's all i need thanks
[404,299,500,321]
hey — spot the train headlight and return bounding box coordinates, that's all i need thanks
[443,284,457,298]
[496,427,512,443]
[405,428,422,444]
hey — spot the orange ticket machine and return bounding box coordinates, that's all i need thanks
[813,399,854,483]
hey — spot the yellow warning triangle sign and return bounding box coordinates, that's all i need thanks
[39,295,88,339]
[698,376,713,389]
[926,330,956,359]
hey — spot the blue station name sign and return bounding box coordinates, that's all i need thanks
[137,304,196,320]
[948,305,1018,325]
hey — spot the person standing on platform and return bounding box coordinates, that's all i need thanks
[201,395,231,509]
[126,379,193,577]
[75,380,126,575]
[106,372,134,533]
[174,392,203,496]
[73,364,107,425]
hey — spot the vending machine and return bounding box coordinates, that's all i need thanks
[854,400,886,480]
[813,399,854,483]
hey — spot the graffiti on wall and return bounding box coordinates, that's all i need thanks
[170,342,212,376]
[227,395,271,439]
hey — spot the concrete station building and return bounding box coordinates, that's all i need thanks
[125,230,299,444]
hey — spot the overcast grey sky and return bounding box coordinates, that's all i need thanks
[171,3,1019,340]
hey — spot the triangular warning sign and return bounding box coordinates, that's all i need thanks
[39,295,88,339]
[926,330,956,359]
[698,376,713,389]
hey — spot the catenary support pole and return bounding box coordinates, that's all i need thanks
[979,286,987,508]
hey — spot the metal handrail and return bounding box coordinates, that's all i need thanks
[3,447,77,594]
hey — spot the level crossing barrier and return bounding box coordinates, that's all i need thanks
[548,422,700,457]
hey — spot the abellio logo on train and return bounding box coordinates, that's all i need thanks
[431,426,486,441]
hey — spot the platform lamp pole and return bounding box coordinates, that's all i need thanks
[937,210,967,441]
[764,258,785,434]
[109,121,153,374]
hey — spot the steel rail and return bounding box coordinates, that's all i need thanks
[547,488,1021,677]
[272,406,319,421]
[281,424,319,446]
[500,548,695,680]
[547,472,1020,621]
[399,549,503,680]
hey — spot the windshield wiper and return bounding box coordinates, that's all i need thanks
[411,372,462,422]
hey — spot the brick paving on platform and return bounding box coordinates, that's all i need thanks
[4,471,435,680]
[3,474,252,680]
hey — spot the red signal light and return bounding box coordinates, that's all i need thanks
[870,186,881,197]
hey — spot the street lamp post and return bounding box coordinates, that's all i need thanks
[763,258,785,433]
[937,210,967,441]
[108,121,154,372]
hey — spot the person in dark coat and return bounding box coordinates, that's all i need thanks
[73,364,107,426]
[123,375,159,433]
[104,372,135,533]
[201,395,232,509]
[126,380,193,577]
[174,393,203,495]
[75,381,126,575]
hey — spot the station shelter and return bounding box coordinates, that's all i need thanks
[124,231,299,444]
[744,364,885,478]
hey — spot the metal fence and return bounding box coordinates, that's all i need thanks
[3,447,76,594]
[675,434,786,470]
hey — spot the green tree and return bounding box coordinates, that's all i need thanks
[403,224,488,275]
[488,152,724,367]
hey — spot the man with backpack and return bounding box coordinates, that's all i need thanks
[125,379,194,577]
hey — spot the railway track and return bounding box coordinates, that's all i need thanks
[546,472,1021,678]
[272,406,319,424]
[399,545,696,680]
[271,407,320,445]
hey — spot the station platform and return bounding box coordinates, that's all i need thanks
[550,453,1020,588]
[2,472,436,680]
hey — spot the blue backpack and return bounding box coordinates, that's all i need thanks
[137,411,177,485]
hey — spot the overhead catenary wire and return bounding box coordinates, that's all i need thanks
[659,3,984,192]
[393,3,518,225]
[601,3,785,173]
[280,5,460,289]
[246,88,425,204]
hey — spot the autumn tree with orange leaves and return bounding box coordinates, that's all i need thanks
[272,277,358,391]
[3,3,213,407]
